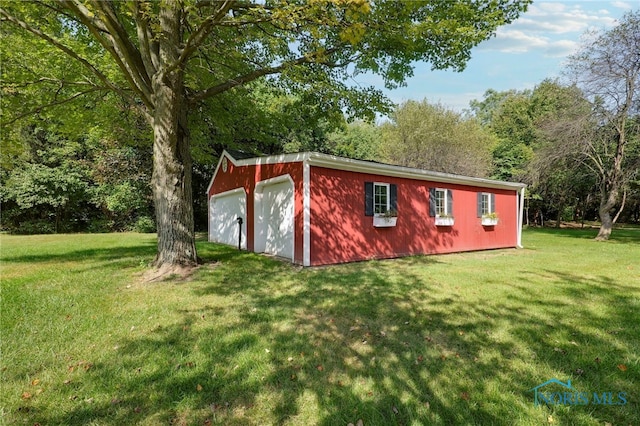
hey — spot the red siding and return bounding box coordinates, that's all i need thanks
[309,166,518,266]
[209,156,305,264]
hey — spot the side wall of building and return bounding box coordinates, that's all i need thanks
[309,166,518,265]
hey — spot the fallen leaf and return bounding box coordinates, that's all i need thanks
[63,379,72,385]
[197,384,203,391]
[134,406,141,413]
[21,392,32,400]
[617,364,627,371]
[547,414,554,423]
[458,331,464,336]
[417,355,424,362]
[316,364,324,372]
[287,357,294,362]
[31,379,40,386]
[460,392,470,401]
[35,388,44,395]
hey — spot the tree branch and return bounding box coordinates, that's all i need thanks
[164,0,235,75]
[60,0,153,110]
[0,7,135,107]
[2,88,105,126]
[190,48,339,104]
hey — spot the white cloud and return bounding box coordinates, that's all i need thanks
[611,1,633,10]
[478,1,621,55]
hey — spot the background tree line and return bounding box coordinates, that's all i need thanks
[2,9,638,240]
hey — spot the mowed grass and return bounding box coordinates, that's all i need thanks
[1,228,638,425]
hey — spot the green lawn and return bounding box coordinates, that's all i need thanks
[1,228,638,425]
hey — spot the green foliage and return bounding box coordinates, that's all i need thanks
[133,216,156,234]
[0,125,154,234]
[325,120,382,160]
[381,100,496,177]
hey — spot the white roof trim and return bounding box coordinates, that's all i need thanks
[207,150,526,195]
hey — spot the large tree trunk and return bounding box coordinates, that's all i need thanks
[147,3,198,272]
[151,72,198,268]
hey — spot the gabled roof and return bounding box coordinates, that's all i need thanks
[207,150,527,194]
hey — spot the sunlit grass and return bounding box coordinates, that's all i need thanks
[1,228,638,425]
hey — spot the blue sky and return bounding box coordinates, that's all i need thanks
[357,1,636,113]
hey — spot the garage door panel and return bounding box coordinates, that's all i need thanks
[257,178,294,260]
[209,190,246,249]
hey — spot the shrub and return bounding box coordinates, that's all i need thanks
[133,216,156,233]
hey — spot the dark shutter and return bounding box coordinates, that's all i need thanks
[428,188,436,217]
[477,193,483,217]
[447,189,453,216]
[491,193,496,213]
[390,184,397,212]
[365,182,374,216]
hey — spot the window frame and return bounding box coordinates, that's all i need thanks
[435,188,450,217]
[373,182,390,215]
[477,192,496,217]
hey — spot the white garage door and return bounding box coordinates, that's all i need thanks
[209,188,246,249]
[259,179,294,259]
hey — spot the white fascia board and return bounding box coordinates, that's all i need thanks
[205,150,241,195]
[307,153,527,192]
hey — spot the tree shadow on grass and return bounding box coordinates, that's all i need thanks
[24,244,639,425]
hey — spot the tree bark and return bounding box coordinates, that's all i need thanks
[151,72,198,268]
[596,184,619,241]
[147,2,198,270]
[152,62,197,268]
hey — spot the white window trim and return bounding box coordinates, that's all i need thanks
[481,192,494,216]
[373,182,391,215]
[435,188,450,217]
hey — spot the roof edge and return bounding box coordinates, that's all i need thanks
[208,150,526,194]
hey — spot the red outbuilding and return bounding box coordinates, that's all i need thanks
[206,150,526,266]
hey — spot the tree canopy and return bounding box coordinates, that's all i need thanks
[381,100,495,177]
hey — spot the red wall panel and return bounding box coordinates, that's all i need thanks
[309,167,518,266]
